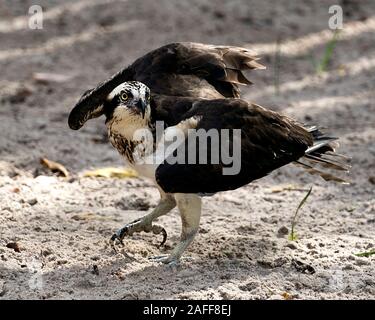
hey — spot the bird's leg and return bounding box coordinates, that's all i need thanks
[110,193,176,251]
[150,193,202,266]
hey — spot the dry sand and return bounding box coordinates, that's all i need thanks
[0,0,374,299]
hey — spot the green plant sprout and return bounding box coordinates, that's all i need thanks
[289,186,313,241]
[354,250,375,258]
[316,30,340,74]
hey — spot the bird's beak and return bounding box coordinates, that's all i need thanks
[136,99,147,119]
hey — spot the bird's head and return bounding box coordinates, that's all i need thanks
[104,81,151,122]
[68,80,151,130]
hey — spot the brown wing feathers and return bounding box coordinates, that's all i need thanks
[156,100,314,194]
[155,99,349,193]
[68,42,264,130]
[179,43,265,96]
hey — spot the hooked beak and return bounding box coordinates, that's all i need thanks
[136,99,147,119]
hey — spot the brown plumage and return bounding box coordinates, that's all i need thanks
[68,42,264,130]
[155,98,313,193]
[68,42,350,265]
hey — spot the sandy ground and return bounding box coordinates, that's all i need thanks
[0,0,374,300]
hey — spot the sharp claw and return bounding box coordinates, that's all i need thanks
[110,233,120,243]
[110,236,120,253]
[151,224,168,248]
[159,228,167,247]
[110,220,167,252]
[110,227,128,252]
[110,237,119,253]
[111,242,119,253]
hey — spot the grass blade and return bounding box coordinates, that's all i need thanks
[289,186,313,241]
[316,30,340,74]
[355,250,375,258]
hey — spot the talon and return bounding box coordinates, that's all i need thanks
[149,255,180,270]
[152,224,168,247]
[166,260,180,271]
[110,219,167,252]
[149,255,171,263]
[159,228,167,247]
[110,236,122,252]
[109,227,128,252]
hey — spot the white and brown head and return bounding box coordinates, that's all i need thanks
[104,81,151,123]
[68,81,151,130]
[104,82,152,139]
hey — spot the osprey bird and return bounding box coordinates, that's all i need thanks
[68,43,349,265]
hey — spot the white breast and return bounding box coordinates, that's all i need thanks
[107,111,199,182]
[107,108,157,181]
[109,107,148,138]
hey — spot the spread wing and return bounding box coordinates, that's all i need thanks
[68,42,265,130]
[155,99,313,194]
[131,42,265,98]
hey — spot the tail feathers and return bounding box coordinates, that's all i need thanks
[295,126,351,183]
[304,153,351,172]
[305,137,336,154]
[294,160,349,184]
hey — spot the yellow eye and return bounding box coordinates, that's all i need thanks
[120,92,128,102]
